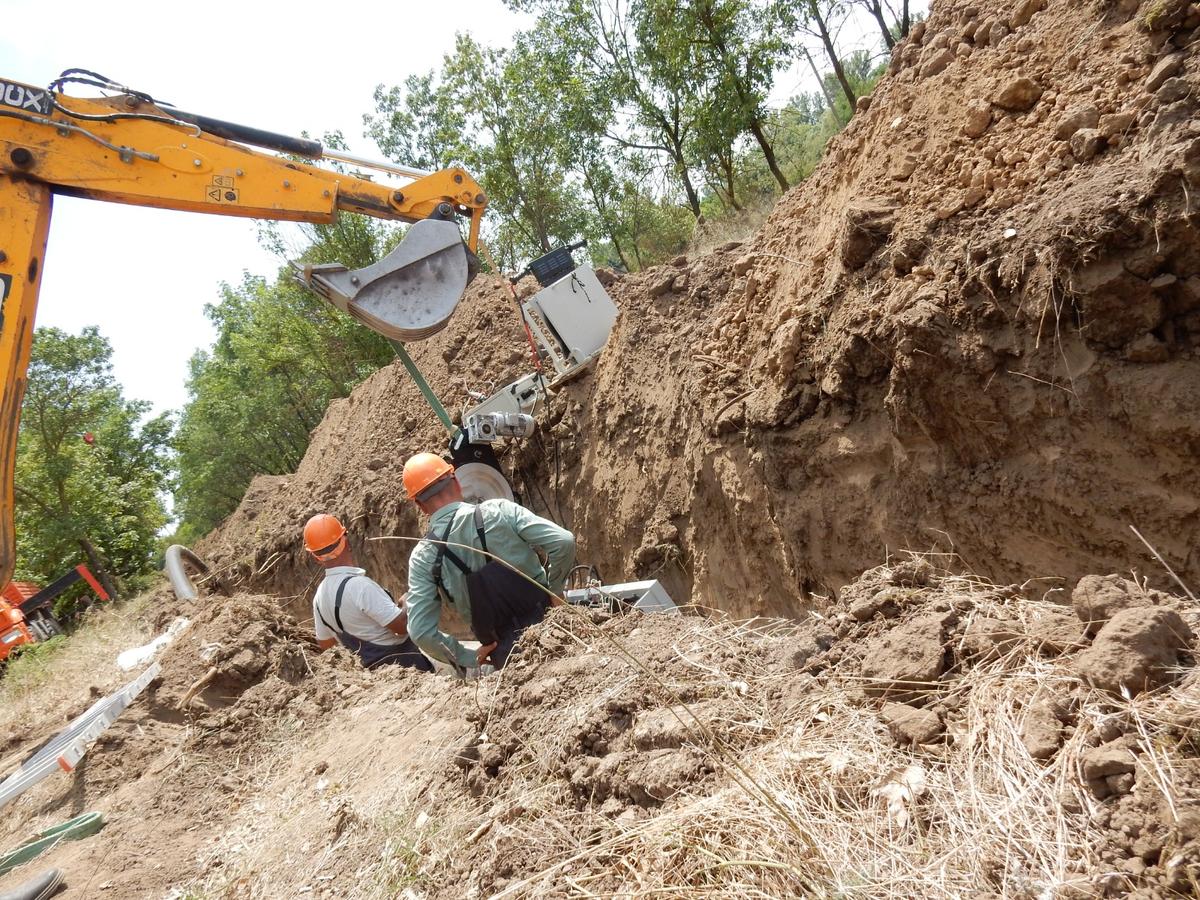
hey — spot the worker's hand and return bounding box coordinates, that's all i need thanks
[476,642,497,665]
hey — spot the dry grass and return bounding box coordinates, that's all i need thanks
[349,572,1199,899]
[144,571,1200,899]
[0,591,157,742]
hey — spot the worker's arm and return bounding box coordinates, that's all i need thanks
[505,503,577,594]
[312,595,338,652]
[405,545,479,670]
[356,579,410,639]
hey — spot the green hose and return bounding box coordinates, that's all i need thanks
[0,812,105,877]
[389,341,456,435]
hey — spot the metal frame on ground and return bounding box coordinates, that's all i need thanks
[0,662,160,809]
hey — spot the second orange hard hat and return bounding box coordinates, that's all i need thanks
[303,513,347,561]
[402,452,455,500]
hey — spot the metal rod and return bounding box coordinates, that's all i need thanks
[389,341,456,434]
[320,149,431,180]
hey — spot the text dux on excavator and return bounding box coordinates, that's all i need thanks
[0,69,488,595]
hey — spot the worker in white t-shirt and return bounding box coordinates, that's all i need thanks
[303,513,433,672]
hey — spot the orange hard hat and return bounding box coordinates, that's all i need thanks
[402,452,455,500]
[303,513,347,561]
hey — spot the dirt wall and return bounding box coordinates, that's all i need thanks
[204,0,1200,620]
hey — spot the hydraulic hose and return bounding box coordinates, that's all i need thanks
[163,545,209,602]
[0,867,64,900]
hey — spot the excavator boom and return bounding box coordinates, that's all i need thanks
[0,75,488,589]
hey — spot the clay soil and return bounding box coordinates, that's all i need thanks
[2,0,1200,896]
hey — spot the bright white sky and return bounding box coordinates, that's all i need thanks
[2,0,920,418]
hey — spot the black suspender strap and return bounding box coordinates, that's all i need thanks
[428,505,489,598]
[316,574,358,635]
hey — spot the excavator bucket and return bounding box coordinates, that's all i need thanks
[297,219,477,341]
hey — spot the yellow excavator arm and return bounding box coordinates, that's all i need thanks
[0,73,488,589]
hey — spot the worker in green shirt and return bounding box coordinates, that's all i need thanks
[402,452,576,674]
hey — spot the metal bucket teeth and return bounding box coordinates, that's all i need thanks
[297,218,472,342]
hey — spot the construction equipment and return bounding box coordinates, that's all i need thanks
[0,564,109,662]
[0,70,489,592]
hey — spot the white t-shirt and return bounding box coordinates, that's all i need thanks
[312,566,406,647]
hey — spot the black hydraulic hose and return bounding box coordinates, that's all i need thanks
[166,109,322,158]
[0,867,64,900]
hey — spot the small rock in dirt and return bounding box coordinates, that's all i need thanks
[1146,52,1185,92]
[594,267,618,286]
[1069,128,1105,161]
[1124,332,1170,363]
[1009,0,1046,27]
[1099,110,1137,138]
[648,271,676,297]
[631,701,722,750]
[921,47,955,78]
[732,254,757,275]
[840,202,896,270]
[1155,75,1192,105]
[890,236,926,274]
[312,761,329,775]
[1027,606,1086,654]
[856,95,872,113]
[1083,740,1137,780]
[880,701,943,745]
[670,255,688,268]
[1021,702,1063,760]
[1073,607,1194,696]
[1071,574,1152,635]
[962,616,1023,662]
[1053,103,1100,141]
[861,614,946,704]
[848,586,905,622]
[1073,259,1164,347]
[963,98,993,137]
[1106,772,1136,795]
[994,76,1043,111]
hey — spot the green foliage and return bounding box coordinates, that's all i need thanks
[368,33,592,268]
[0,635,67,687]
[391,0,901,271]
[174,215,396,539]
[14,327,171,609]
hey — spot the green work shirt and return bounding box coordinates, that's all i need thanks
[406,499,576,668]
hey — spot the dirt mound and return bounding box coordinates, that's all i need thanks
[199,0,1199,623]
[3,566,1196,897]
[157,564,1194,899]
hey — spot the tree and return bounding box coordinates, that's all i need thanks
[789,0,859,110]
[368,33,591,267]
[683,0,793,192]
[14,327,171,603]
[174,216,396,539]
[851,0,912,48]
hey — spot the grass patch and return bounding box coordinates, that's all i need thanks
[1,635,69,691]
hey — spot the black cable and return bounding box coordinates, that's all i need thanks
[49,97,197,130]
[49,68,161,105]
